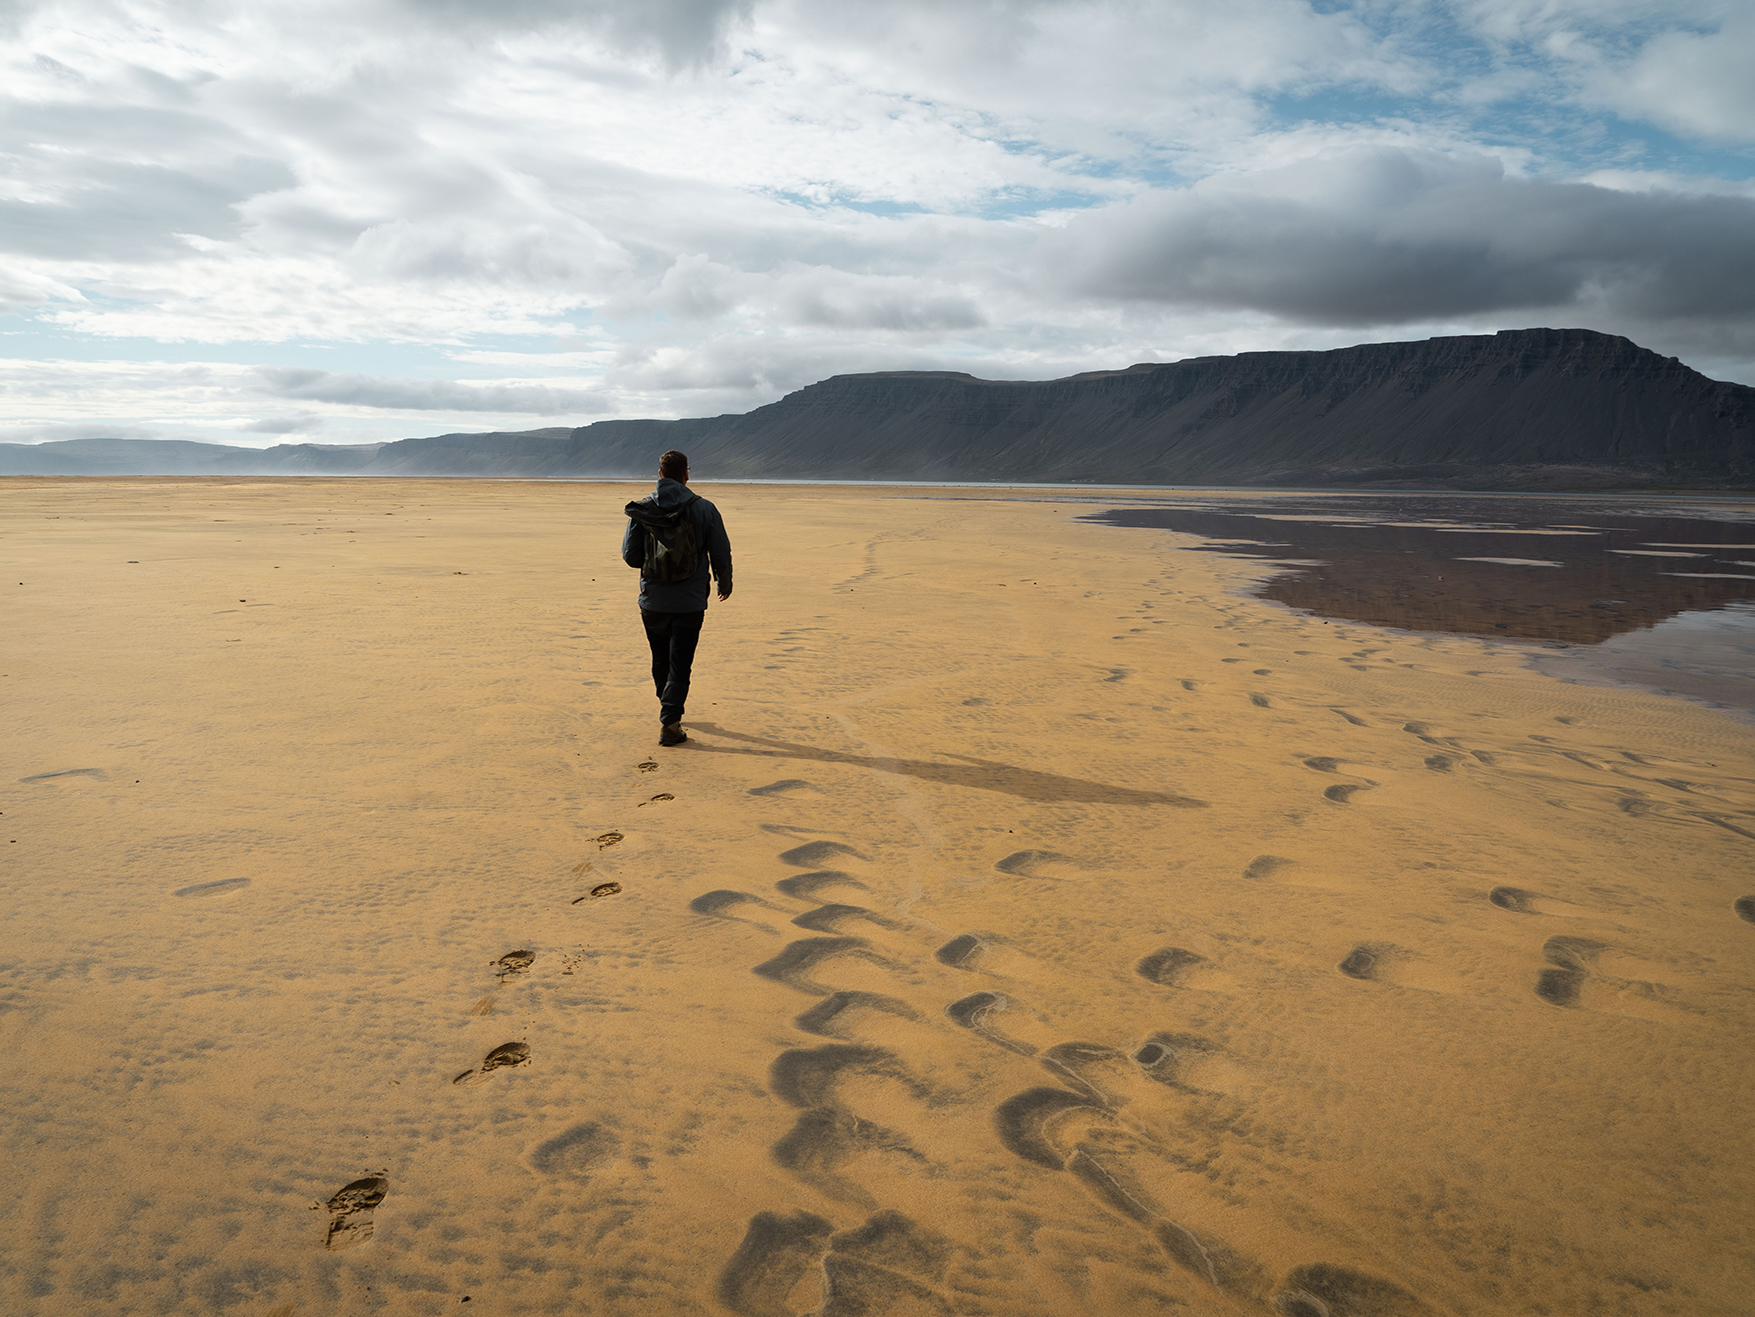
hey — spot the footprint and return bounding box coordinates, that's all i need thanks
[1735,896,1755,925]
[19,767,107,783]
[796,991,923,1039]
[1534,936,1604,1007]
[495,950,534,980]
[780,840,868,868]
[324,1175,388,1251]
[637,793,675,807]
[792,904,904,934]
[775,870,871,902]
[749,779,822,797]
[1488,886,1579,916]
[1135,947,1208,988]
[1244,855,1296,881]
[1424,755,1454,772]
[1180,679,1201,692]
[453,1041,531,1085]
[933,933,1003,972]
[994,1087,1259,1293]
[637,760,659,773]
[1130,1033,1234,1093]
[719,1209,954,1317]
[527,1122,620,1179]
[1303,758,1341,773]
[828,1209,951,1282]
[717,1210,835,1317]
[469,995,495,1017]
[770,1046,930,1203]
[587,881,621,899]
[994,1087,1109,1168]
[172,877,250,898]
[945,991,1036,1055]
[1337,943,1396,982]
[821,1212,956,1316]
[995,849,1084,878]
[1323,784,1371,804]
[595,831,624,850]
[753,938,897,994]
[690,889,788,927]
[1274,1262,1434,1316]
[821,1253,952,1316]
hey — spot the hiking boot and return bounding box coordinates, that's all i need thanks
[659,722,687,746]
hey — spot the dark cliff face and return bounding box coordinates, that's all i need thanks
[663,329,1754,485]
[4,330,1751,486]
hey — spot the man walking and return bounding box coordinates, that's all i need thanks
[622,449,733,746]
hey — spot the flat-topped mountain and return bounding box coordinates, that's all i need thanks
[7,330,1752,487]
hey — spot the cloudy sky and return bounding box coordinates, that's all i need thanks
[3,0,1753,448]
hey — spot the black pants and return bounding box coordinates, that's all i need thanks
[641,608,705,725]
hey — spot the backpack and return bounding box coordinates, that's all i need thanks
[640,494,701,582]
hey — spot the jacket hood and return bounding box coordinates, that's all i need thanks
[625,477,697,525]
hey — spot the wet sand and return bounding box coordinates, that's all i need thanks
[3,477,1752,1317]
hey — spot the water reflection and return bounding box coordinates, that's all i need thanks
[1531,603,1755,716]
[1086,494,1755,644]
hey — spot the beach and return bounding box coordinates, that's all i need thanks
[3,476,1752,1317]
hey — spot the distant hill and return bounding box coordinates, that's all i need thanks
[7,330,1752,488]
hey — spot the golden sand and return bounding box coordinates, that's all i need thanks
[2,477,1752,1317]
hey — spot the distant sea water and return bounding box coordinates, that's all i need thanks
[1080,492,1755,721]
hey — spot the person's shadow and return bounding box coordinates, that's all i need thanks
[683,723,1203,807]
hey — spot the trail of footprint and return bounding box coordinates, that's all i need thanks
[453,1041,531,1086]
[324,1175,388,1251]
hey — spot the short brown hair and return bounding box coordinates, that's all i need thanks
[659,450,689,479]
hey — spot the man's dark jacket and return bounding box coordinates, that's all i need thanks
[621,477,733,613]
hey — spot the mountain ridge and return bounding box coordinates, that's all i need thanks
[6,329,1752,488]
